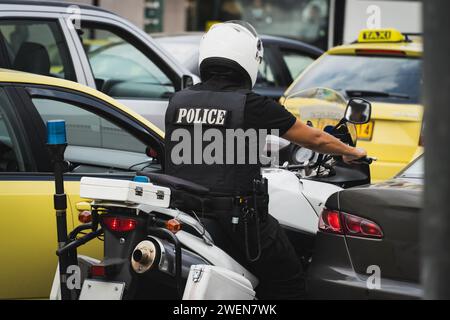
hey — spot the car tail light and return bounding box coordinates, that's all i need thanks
[356,49,406,56]
[343,213,383,238]
[319,209,343,234]
[101,216,137,232]
[319,208,383,238]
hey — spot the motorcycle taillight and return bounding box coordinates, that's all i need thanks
[101,216,137,233]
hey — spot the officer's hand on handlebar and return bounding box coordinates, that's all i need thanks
[342,147,367,164]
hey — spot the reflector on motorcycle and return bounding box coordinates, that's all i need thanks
[78,210,92,223]
[166,219,181,233]
[90,265,106,278]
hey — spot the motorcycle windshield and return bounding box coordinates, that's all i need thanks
[284,87,357,144]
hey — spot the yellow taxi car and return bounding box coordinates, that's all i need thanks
[0,69,164,299]
[282,29,423,181]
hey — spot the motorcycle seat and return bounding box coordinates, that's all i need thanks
[137,172,210,196]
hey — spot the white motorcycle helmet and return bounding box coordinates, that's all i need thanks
[198,20,263,88]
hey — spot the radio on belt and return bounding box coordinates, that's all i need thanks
[80,176,171,207]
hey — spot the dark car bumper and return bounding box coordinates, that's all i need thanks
[307,232,423,300]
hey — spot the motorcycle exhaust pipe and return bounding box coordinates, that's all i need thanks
[130,234,211,298]
[131,239,161,274]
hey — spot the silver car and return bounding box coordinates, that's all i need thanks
[0,0,198,130]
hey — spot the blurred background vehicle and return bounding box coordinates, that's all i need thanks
[308,154,423,299]
[154,32,323,100]
[0,68,164,299]
[282,29,423,182]
[0,0,423,130]
[0,0,198,130]
[52,0,422,51]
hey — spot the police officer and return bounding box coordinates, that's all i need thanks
[164,21,367,299]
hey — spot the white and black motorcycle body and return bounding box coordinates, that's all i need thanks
[50,88,373,300]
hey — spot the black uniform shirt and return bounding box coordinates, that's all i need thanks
[191,75,296,136]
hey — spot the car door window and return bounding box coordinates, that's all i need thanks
[80,24,175,100]
[32,97,160,174]
[0,20,75,80]
[280,49,314,80]
[0,88,31,172]
[256,55,279,88]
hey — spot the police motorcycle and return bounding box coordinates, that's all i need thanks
[49,88,373,300]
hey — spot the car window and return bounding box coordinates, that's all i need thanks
[289,55,422,104]
[280,49,314,80]
[0,20,75,81]
[189,0,330,50]
[0,88,30,172]
[256,55,279,88]
[32,98,159,174]
[80,26,175,100]
[161,42,200,76]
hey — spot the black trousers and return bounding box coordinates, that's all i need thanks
[210,210,306,300]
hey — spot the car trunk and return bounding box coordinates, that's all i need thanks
[294,101,423,162]
[293,101,423,180]
[338,181,422,283]
[357,102,422,163]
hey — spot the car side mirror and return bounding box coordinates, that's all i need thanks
[181,75,194,89]
[344,98,372,124]
[146,146,159,159]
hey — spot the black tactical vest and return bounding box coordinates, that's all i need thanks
[165,87,262,196]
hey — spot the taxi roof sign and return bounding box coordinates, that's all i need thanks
[358,28,405,43]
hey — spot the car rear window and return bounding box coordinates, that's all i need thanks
[289,54,422,104]
[398,156,424,179]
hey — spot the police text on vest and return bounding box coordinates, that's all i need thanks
[175,108,228,126]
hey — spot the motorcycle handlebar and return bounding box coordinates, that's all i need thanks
[285,164,308,170]
[281,155,376,171]
[353,156,376,165]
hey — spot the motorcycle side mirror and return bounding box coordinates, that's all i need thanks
[344,98,372,124]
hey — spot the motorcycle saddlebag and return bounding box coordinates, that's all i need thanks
[137,172,210,211]
[182,265,255,300]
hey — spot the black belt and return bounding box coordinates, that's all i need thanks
[204,195,252,212]
[170,192,243,213]
[171,192,266,218]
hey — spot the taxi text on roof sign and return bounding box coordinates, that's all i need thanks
[358,28,405,43]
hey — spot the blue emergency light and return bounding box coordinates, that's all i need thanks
[47,120,67,145]
[134,176,150,183]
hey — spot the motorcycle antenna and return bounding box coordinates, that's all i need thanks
[47,120,76,300]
